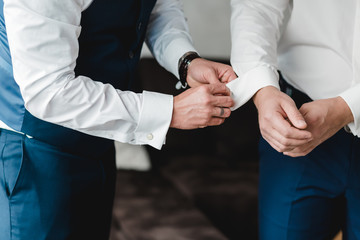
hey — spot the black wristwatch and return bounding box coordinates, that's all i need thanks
[177,51,201,89]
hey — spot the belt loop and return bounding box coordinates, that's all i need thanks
[278,71,293,97]
[285,87,293,97]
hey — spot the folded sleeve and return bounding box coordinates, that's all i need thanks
[3,0,173,149]
[229,0,292,109]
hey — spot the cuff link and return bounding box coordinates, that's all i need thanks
[147,133,154,140]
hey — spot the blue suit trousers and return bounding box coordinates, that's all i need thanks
[259,78,360,240]
[0,129,116,240]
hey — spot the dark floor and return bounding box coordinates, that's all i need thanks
[109,157,259,240]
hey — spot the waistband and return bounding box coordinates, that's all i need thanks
[0,126,114,160]
[0,128,27,143]
[278,72,312,108]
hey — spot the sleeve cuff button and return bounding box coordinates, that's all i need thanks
[147,133,154,140]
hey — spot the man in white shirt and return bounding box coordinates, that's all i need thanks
[228,0,360,239]
[0,0,236,239]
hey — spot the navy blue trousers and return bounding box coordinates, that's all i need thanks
[0,129,116,240]
[259,79,360,240]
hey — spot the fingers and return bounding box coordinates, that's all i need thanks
[262,127,312,153]
[281,100,307,129]
[170,84,234,129]
[283,144,315,157]
[212,107,231,118]
[186,58,236,86]
[208,83,231,96]
[206,69,223,84]
[206,117,226,127]
[211,95,234,108]
[219,68,238,83]
[264,133,314,157]
[200,83,234,107]
[259,103,312,154]
[272,115,312,140]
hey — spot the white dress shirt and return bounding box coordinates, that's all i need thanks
[1,0,196,149]
[228,0,360,137]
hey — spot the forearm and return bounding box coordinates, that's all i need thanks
[4,0,173,149]
[231,0,292,75]
[229,0,292,110]
[146,0,196,78]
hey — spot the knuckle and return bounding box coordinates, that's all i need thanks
[205,108,212,116]
[224,109,231,117]
[282,129,292,138]
[205,115,212,122]
[274,145,283,153]
[226,97,234,106]
[203,96,212,105]
[263,114,272,122]
[199,85,209,94]
[200,119,208,126]
[204,68,214,76]
[259,125,267,134]
[280,138,291,147]
[278,145,286,153]
[216,118,225,125]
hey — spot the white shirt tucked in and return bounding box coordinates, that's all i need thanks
[228,0,360,137]
[1,0,196,149]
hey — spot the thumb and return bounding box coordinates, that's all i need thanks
[208,83,231,96]
[282,100,307,129]
[205,68,222,84]
[219,68,238,83]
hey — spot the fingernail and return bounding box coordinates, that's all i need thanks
[298,120,306,126]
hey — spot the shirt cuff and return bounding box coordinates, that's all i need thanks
[161,37,197,79]
[339,83,360,137]
[134,91,173,150]
[226,66,279,111]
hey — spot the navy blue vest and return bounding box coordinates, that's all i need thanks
[0,0,156,157]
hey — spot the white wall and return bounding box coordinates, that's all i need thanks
[142,0,231,59]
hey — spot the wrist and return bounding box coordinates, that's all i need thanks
[253,86,279,108]
[334,96,354,126]
[177,51,200,89]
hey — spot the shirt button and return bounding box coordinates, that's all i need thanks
[129,51,134,59]
[138,22,142,30]
[147,133,153,140]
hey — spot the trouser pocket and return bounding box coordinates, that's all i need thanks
[2,138,24,197]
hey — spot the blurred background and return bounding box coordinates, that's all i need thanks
[111,1,342,240]
[141,0,231,59]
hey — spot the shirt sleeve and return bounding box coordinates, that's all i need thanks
[228,0,292,110]
[3,0,173,149]
[146,0,197,79]
[339,84,360,137]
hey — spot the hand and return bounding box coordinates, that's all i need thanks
[170,83,234,129]
[283,97,354,157]
[253,86,312,153]
[186,58,237,88]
